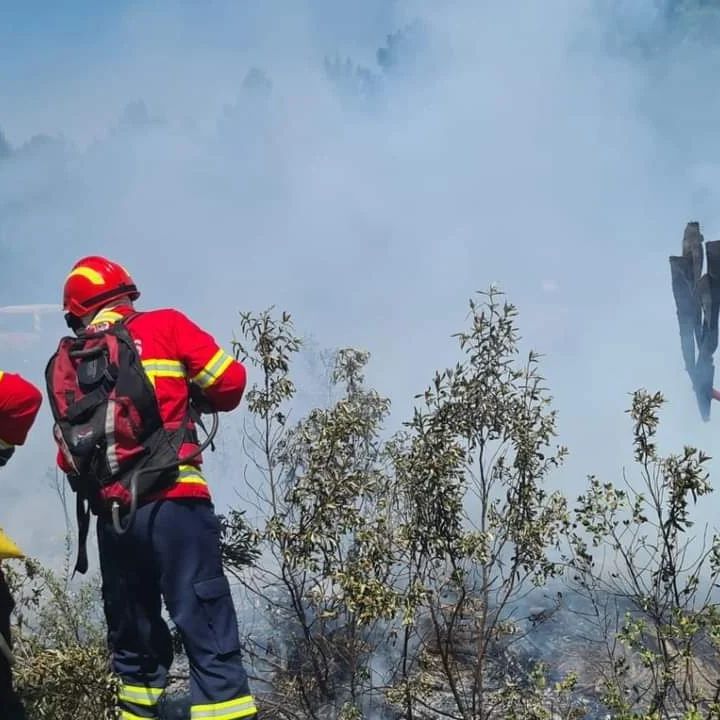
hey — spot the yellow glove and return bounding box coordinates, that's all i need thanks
[0,529,23,560]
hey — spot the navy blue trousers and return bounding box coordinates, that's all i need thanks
[97,499,257,719]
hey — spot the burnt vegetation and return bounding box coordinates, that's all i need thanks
[4,4,720,718]
[8,287,720,720]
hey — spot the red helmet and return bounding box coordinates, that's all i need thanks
[63,256,140,318]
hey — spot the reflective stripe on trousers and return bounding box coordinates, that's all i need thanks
[192,695,257,719]
[119,682,164,706]
[98,499,257,718]
[118,681,164,718]
[120,709,159,720]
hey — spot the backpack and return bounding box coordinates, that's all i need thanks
[45,313,185,573]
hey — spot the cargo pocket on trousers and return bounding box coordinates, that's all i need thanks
[193,575,242,656]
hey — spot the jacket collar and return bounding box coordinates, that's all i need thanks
[87,304,135,332]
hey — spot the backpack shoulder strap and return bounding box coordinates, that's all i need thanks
[107,311,142,345]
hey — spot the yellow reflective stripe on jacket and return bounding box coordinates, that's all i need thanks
[191,695,257,719]
[178,464,207,486]
[192,349,234,390]
[142,358,187,386]
[118,683,164,707]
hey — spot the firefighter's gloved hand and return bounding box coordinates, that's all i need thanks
[0,447,14,468]
[189,384,215,415]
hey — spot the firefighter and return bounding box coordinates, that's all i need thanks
[52,256,258,719]
[0,370,43,717]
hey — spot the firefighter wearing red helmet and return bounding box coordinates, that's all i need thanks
[47,256,258,719]
[0,369,42,717]
[62,255,140,330]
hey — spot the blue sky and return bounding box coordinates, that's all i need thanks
[0,0,399,143]
[0,1,123,96]
[0,1,122,48]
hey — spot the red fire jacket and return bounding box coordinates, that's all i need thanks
[55,305,247,503]
[0,371,43,449]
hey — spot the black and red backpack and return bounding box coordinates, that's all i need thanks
[45,314,183,572]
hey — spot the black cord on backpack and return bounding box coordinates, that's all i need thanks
[111,410,219,535]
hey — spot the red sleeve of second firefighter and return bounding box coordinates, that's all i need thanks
[171,309,247,411]
[0,371,43,446]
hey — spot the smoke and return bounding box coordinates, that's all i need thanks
[0,0,719,567]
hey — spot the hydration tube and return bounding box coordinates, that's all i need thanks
[111,411,219,535]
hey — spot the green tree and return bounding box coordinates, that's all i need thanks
[224,292,583,720]
[388,289,573,720]
[6,552,117,720]
[225,309,402,719]
[567,389,720,720]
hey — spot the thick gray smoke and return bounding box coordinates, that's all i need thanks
[1,0,719,566]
